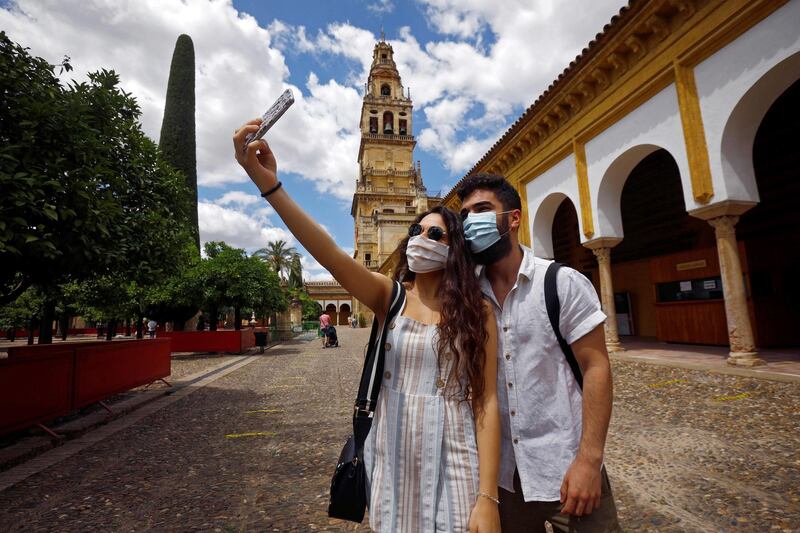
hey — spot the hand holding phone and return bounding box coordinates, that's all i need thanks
[243,89,295,151]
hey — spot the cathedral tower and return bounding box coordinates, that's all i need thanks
[350,38,441,320]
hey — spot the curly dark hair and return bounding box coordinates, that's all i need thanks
[392,206,490,412]
[455,173,522,211]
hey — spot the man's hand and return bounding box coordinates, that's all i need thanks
[560,455,602,516]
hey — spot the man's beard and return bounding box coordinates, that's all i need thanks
[471,218,513,265]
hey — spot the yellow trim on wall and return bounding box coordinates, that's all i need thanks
[673,62,714,204]
[572,139,595,239]
[446,0,785,234]
[517,184,531,246]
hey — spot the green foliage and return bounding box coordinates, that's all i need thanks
[63,276,136,324]
[0,287,43,330]
[288,253,303,289]
[159,34,198,250]
[289,287,322,321]
[0,32,192,306]
[253,240,297,280]
[200,242,287,315]
[144,242,204,324]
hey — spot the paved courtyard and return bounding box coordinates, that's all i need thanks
[0,328,798,532]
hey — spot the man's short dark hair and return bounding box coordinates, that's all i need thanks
[455,173,522,211]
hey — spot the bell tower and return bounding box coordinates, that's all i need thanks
[350,37,441,319]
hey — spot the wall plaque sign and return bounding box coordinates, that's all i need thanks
[676,259,707,271]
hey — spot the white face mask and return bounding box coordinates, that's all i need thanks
[406,235,450,273]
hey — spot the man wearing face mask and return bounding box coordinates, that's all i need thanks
[457,174,621,533]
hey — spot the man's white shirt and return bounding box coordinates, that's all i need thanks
[478,246,606,502]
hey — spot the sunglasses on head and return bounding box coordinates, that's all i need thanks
[408,223,446,242]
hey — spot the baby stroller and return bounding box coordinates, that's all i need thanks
[324,325,339,348]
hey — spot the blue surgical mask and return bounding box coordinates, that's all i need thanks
[463,211,513,253]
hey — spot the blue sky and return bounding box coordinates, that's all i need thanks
[1,0,623,280]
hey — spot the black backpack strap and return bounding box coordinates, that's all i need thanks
[352,281,406,444]
[544,262,583,389]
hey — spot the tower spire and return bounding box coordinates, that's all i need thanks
[380,26,385,42]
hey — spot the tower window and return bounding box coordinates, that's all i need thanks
[381,54,387,59]
[380,84,391,96]
[369,117,378,134]
[399,119,407,136]
[383,111,394,134]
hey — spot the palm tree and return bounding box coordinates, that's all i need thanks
[288,253,303,289]
[253,240,296,280]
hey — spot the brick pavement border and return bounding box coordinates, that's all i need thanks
[0,353,263,493]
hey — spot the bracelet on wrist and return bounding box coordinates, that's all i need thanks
[260,181,282,198]
[477,491,500,505]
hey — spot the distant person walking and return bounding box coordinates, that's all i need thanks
[319,312,331,347]
[147,319,157,339]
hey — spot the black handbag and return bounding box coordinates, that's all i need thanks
[328,280,405,522]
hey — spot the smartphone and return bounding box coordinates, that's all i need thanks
[243,89,295,151]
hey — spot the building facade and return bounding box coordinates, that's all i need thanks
[443,0,799,366]
[304,281,353,326]
[351,39,441,321]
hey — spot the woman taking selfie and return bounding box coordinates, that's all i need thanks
[233,121,500,533]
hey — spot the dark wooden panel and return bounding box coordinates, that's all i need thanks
[655,301,729,345]
[612,150,715,264]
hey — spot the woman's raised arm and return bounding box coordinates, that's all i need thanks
[233,120,393,319]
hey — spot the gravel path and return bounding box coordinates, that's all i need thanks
[0,328,797,532]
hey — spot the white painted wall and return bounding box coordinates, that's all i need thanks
[525,154,581,258]
[695,0,800,204]
[585,84,691,239]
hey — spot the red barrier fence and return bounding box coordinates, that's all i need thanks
[161,328,262,354]
[0,339,171,437]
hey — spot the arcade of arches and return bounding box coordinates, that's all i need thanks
[442,0,800,366]
[552,79,799,355]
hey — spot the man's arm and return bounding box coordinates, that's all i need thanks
[559,324,613,516]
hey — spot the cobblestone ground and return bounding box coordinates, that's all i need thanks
[0,328,797,532]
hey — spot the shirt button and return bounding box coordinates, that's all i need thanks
[503,326,508,332]
[388,322,395,330]
[510,410,516,416]
[505,353,511,360]
[513,438,519,444]
[508,382,513,388]
[436,378,446,388]
[384,371,391,379]
[385,342,391,351]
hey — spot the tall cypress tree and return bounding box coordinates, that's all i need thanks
[159,34,199,251]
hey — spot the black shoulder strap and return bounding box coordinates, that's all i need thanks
[352,281,406,447]
[544,262,583,390]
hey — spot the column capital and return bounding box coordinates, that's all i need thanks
[583,236,623,250]
[591,247,612,264]
[707,215,739,239]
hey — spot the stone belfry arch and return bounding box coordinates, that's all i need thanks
[351,38,441,320]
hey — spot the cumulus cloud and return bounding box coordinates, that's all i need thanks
[198,201,294,251]
[0,0,360,201]
[215,190,261,206]
[367,0,394,15]
[276,0,623,173]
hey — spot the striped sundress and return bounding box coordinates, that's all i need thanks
[363,306,480,532]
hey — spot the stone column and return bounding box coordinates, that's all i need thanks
[707,216,764,366]
[591,247,624,353]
